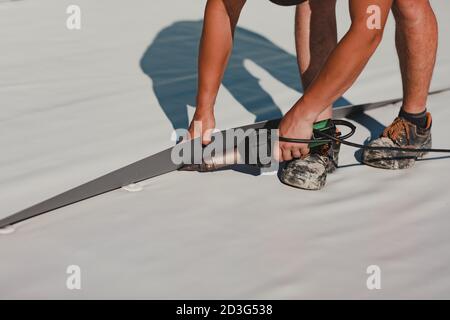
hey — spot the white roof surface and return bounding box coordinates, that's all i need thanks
[1,0,450,299]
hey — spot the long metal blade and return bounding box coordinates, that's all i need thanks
[334,88,450,119]
[2,88,449,228]
[0,147,180,228]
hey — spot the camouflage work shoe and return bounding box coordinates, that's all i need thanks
[362,113,432,170]
[279,134,341,191]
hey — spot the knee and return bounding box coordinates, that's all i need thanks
[364,28,384,50]
[392,0,430,23]
[349,22,384,50]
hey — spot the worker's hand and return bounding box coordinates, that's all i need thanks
[187,108,216,145]
[275,108,314,162]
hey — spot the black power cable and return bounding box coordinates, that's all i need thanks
[279,119,450,154]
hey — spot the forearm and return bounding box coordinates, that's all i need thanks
[292,0,393,121]
[196,0,245,112]
[297,28,382,119]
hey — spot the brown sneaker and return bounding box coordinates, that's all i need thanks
[362,113,432,170]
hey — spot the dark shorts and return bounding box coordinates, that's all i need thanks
[268,0,306,6]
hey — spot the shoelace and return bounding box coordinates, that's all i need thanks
[383,117,411,145]
[279,119,450,154]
